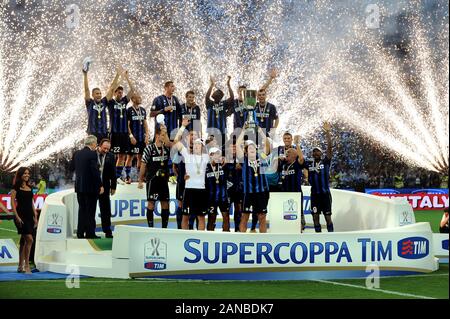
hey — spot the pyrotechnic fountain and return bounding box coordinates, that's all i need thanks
[0,0,448,173]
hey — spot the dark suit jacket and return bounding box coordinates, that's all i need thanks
[99,152,117,192]
[71,147,102,194]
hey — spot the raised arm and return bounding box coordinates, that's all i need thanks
[236,129,246,159]
[257,127,271,156]
[293,135,304,164]
[324,121,332,159]
[162,117,189,148]
[83,71,90,101]
[205,76,215,105]
[260,69,277,91]
[106,66,123,101]
[123,71,135,100]
[226,75,234,104]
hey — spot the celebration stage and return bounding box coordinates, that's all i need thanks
[33,184,448,280]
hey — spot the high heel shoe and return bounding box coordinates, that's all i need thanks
[17,266,24,273]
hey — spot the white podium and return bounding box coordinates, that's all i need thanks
[268,192,303,234]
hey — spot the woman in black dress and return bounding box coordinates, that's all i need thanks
[11,167,37,274]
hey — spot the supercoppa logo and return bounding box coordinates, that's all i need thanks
[397,237,429,259]
[47,213,63,234]
[144,237,167,270]
[283,199,298,221]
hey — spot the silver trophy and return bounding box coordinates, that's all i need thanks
[242,89,258,132]
[83,56,92,72]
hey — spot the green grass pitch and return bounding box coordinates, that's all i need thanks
[0,210,448,299]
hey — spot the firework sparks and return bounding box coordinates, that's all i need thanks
[0,0,447,173]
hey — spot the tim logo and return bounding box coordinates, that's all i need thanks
[144,238,167,270]
[397,237,429,259]
[47,213,63,234]
[442,239,449,251]
[283,199,298,221]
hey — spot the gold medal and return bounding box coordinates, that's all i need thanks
[161,162,164,166]
[98,113,101,119]
[254,173,258,177]
[216,180,219,184]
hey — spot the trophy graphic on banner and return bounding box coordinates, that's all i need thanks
[242,89,258,134]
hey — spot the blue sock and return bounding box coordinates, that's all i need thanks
[314,225,322,233]
[116,166,123,179]
[125,167,131,178]
[327,223,334,232]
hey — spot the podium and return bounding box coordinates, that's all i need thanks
[268,192,303,233]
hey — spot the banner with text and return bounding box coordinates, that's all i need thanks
[128,224,437,278]
[0,239,19,266]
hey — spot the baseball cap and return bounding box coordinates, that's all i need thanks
[209,147,221,154]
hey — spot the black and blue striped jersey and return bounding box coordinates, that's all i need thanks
[152,95,181,136]
[206,100,232,135]
[280,160,307,193]
[86,97,108,135]
[305,156,332,194]
[255,102,278,133]
[127,106,147,142]
[241,153,270,194]
[108,97,129,134]
[179,104,201,132]
[205,163,229,204]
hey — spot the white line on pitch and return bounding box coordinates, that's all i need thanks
[11,273,447,284]
[0,227,16,233]
[313,279,436,299]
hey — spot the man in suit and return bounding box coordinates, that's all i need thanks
[71,135,104,239]
[97,138,117,238]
